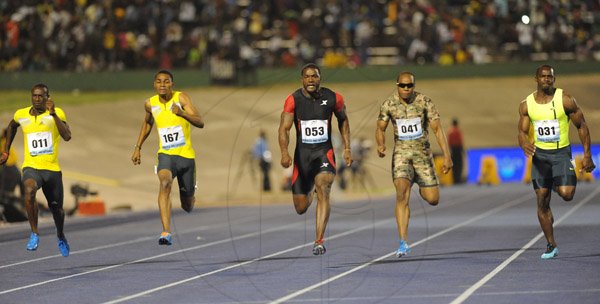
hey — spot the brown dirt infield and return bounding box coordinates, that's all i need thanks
[1,74,599,213]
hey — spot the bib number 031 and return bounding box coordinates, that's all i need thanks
[534,119,560,143]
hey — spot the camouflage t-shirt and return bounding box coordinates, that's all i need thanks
[378,91,440,150]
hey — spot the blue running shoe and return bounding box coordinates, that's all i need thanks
[26,232,39,251]
[58,238,70,257]
[395,240,411,258]
[158,232,172,246]
[541,243,558,260]
[312,240,326,255]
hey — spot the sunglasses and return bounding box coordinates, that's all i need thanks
[396,83,414,89]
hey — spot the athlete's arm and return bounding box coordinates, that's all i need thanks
[517,100,536,156]
[278,111,294,168]
[334,106,353,167]
[563,93,595,173]
[375,120,388,158]
[430,118,453,174]
[0,120,19,165]
[132,100,154,165]
[47,97,71,141]
[173,92,204,128]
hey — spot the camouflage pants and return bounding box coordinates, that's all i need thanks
[391,145,438,187]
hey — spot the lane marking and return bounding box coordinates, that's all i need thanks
[268,194,531,304]
[0,217,261,270]
[450,186,600,304]
[0,222,299,295]
[0,186,531,299]
[101,188,526,303]
[0,185,503,268]
[101,219,401,304]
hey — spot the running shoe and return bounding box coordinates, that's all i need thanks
[26,232,39,251]
[312,240,326,255]
[57,238,70,257]
[395,240,411,258]
[158,232,172,246]
[541,243,558,259]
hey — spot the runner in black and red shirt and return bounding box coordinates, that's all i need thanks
[278,63,352,255]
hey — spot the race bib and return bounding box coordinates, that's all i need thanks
[534,119,560,142]
[27,132,53,156]
[159,125,185,149]
[300,120,328,144]
[396,117,423,140]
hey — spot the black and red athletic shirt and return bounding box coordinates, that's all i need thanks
[283,87,346,151]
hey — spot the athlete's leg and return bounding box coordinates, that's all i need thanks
[41,172,66,239]
[555,185,575,201]
[292,163,314,214]
[180,196,195,212]
[23,178,39,234]
[393,178,412,241]
[292,191,314,214]
[177,159,196,213]
[157,169,174,233]
[418,185,440,206]
[551,148,577,201]
[314,172,335,242]
[535,187,555,247]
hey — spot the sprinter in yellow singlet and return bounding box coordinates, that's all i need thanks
[131,70,204,245]
[518,64,595,259]
[0,83,72,257]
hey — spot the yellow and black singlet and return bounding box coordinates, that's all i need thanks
[526,88,570,150]
[13,107,67,171]
[150,91,195,159]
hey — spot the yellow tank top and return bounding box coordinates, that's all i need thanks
[526,88,570,149]
[150,91,195,159]
[13,107,67,171]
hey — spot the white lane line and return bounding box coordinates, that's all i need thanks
[0,185,501,269]
[0,222,299,295]
[101,188,525,303]
[0,217,261,269]
[0,236,154,270]
[227,288,600,304]
[450,186,600,304]
[268,194,531,304]
[0,187,529,299]
[101,218,399,304]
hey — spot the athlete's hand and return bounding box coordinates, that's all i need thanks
[441,157,453,175]
[0,152,8,165]
[171,103,182,116]
[281,152,292,168]
[581,155,596,173]
[343,149,353,167]
[131,148,141,165]
[377,145,386,158]
[520,141,536,157]
[46,97,56,115]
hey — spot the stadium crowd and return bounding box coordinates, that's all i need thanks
[1,0,599,72]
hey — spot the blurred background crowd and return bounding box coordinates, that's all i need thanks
[1,0,599,72]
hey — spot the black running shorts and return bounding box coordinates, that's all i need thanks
[157,153,196,198]
[22,167,64,208]
[291,147,336,195]
[531,146,577,189]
